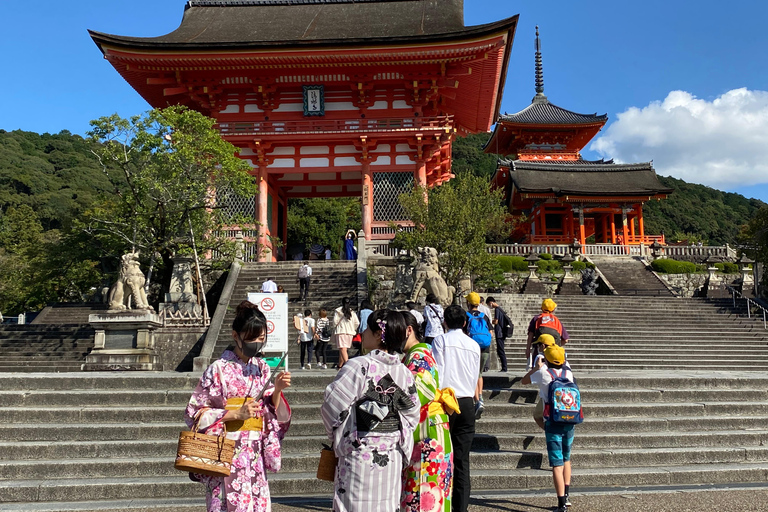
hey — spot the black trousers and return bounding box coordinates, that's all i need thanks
[449,396,476,512]
[299,341,314,367]
[299,277,310,299]
[314,340,328,364]
[495,335,508,371]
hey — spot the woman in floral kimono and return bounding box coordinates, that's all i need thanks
[185,301,292,512]
[400,312,459,512]
[321,309,420,512]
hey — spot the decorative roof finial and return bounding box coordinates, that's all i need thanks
[533,25,547,103]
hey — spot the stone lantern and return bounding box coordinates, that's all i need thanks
[737,253,755,289]
[704,255,721,284]
[569,239,581,259]
[650,240,664,259]
[525,252,541,279]
[561,253,576,280]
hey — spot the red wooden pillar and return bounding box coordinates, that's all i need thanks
[257,165,269,262]
[361,160,373,240]
[601,214,608,244]
[610,213,617,244]
[622,207,630,245]
[630,211,636,240]
[638,203,645,240]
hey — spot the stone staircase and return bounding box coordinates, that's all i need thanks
[590,256,673,296]
[211,261,359,366]
[0,325,95,373]
[495,295,768,372]
[2,369,768,511]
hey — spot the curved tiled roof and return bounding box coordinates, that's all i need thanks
[499,97,608,125]
[89,0,505,48]
[505,160,673,196]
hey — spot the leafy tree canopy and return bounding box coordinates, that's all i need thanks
[287,197,361,257]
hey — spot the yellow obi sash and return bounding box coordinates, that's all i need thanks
[427,387,461,417]
[225,397,264,431]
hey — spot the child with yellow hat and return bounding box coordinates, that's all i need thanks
[526,298,569,369]
[522,341,576,512]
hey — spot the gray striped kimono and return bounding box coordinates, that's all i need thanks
[321,349,420,512]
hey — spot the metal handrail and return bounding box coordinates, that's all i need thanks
[725,285,767,329]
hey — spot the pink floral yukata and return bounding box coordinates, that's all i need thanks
[185,350,291,512]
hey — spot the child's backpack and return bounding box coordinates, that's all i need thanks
[298,265,309,278]
[543,368,583,424]
[534,313,563,345]
[498,308,513,338]
[466,311,492,349]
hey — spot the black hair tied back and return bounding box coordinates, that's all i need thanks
[232,300,268,342]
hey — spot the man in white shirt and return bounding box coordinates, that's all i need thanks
[432,305,480,512]
[324,246,332,260]
[297,261,312,301]
[261,277,277,293]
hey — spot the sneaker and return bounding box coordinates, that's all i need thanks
[565,496,572,507]
[475,400,485,420]
[552,507,567,512]
[321,363,328,369]
[305,363,311,370]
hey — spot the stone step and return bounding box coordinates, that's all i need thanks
[0,496,205,512]
[5,461,768,503]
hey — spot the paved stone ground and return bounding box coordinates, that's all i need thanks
[272,487,768,512]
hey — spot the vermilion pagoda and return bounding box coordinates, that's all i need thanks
[90,0,518,260]
[488,27,672,247]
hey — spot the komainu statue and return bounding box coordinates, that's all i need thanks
[409,247,455,306]
[108,251,154,312]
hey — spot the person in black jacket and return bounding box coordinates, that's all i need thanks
[485,297,511,372]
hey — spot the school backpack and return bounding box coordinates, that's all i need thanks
[497,307,512,338]
[534,313,563,345]
[543,368,583,424]
[466,311,492,349]
[298,265,309,278]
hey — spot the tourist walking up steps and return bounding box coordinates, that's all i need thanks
[522,344,581,512]
[333,297,360,369]
[315,309,331,369]
[485,296,511,372]
[184,301,292,512]
[423,293,445,345]
[261,276,278,293]
[464,292,492,419]
[527,298,569,369]
[432,305,480,512]
[297,309,315,369]
[321,310,419,512]
[401,312,459,512]
[297,261,312,301]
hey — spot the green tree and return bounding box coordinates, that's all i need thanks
[85,106,255,286]
[450,132,499,179]
[0,205,101,314]
[287,197,361,257]
[740,205,768,287]
[392,174,511,293]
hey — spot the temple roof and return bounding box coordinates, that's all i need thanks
[502,159,673,196]
[498,96,608,125]
[89,0,516,49]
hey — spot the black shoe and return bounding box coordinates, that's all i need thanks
[500,368,508,372]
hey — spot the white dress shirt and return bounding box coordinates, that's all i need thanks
[432,328,480,399]
[261,279,278,293]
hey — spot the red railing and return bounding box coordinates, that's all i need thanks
[216,116,453,136]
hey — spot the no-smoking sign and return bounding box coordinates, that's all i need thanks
[266,320,275,334]
[260,297,275,312]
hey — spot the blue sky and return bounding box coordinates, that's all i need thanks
[2,0,767,201]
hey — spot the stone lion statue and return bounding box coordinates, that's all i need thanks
[409,247,455,306]
[108,251,154,312]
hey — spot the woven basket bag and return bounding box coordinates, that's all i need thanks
[175,419,236,478]
[316,445,338,481]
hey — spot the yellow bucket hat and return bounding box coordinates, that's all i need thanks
[533,334,556,347]
[544,345,566,366]
[541,298,557,312]
[465,292,481,306]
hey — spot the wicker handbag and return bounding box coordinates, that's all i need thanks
[316,444,338,482]
[175,418,236,478]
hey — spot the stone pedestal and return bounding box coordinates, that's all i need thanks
[83,311,163,371]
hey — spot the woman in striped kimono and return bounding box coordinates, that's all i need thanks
[321,310,420,512]
[400,312,459,512]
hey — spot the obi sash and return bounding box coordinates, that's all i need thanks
[225,397,264,431]
[427,387,461,418]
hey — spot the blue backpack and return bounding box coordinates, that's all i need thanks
[466,311,492,349]
[544,368,583,424]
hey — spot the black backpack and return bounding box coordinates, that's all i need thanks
[320,319,332,339]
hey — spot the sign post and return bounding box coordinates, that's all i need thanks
[247,293,289,370]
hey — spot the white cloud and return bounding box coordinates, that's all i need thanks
[590,88,768,189]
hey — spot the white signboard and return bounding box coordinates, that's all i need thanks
[247,293,289,353]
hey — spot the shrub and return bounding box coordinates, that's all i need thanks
[539,253,552,260]
[714,263,725,271]
[571,260,595,272]
[650,258,697,274]
[497,256,528,272]
[722,262,739,274]
[537,259,562,273]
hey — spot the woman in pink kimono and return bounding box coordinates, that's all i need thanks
[321,309,420,512]
[185,301,292,512]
